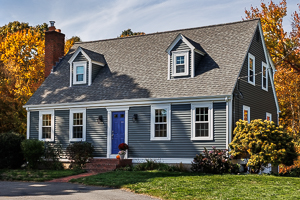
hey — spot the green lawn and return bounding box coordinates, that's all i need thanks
[71,171,300,199]
[0,169,86,182]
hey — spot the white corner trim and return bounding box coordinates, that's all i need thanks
[226,101,229,150]
[69,108,86,142]
[150,104,171,141]
[27,111,30,139]
[191,102,213,141]
[261,62,268,91]
[191,51,195,78]
[228,95,233,147]
[106,106,129,158]
[38,110,55,141]
[167,54,171,80]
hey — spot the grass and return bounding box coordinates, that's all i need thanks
[71,171,300,199]
[0,169,86,182]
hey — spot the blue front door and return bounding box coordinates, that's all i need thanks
[112,111,125,154]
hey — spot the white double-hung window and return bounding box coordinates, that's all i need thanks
[191,103,213,140]
[150,104,171,140]
[69,108,86,141]
[73,61,87,84]
[39,110,54,141]
[248,53,255,85]
[172,51,189,76]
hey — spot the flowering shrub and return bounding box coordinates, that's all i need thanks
[280,145,300,175]
[191,147,240,174]
[118,143,129,150]
[118,150,126,155]
[229,119,298,173]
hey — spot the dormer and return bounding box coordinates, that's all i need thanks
[166,34,205,79]
[68,47,106,87]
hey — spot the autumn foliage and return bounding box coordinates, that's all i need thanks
[245,0,300,136]
[0,21,79,135]
[229,120,297,173]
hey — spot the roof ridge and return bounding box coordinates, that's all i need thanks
[75,19,259,44]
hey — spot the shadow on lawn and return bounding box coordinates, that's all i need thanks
[70,171,213,188]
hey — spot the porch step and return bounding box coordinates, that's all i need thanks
[84,158,132,173]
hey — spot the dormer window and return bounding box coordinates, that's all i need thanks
[172,51,189,76]
[73,61,87,85]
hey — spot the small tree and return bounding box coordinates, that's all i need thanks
[229,119,298,173]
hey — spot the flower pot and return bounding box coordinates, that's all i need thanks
[120,154,125,159]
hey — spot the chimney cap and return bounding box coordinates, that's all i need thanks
[50,21,55,27]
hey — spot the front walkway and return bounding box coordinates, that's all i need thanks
[47,172,98,183]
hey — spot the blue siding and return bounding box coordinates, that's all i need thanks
[29,111,39,139]
[86,108,107,157]
[54,110,69,157]
[128,103,226,158]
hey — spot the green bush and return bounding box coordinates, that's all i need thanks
[279,167,300,177]
[0,132,25,169]
[21,139,44,169]
[43,142,63,170]
[133,159,181,172]
[229,119,298,173]
[191,147,240,174]
[66,142,94,169]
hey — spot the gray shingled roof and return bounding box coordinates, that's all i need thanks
[26,19,259,106]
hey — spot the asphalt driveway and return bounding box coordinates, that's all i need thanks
[0,181,158,200]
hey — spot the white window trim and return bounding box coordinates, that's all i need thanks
[150,104,171,141]
[191,102,213,141]
[39,110,54,141]
[248,53,255,85]
[73,61,87,85]
[266,112,272,121]
[262,62,268,91]
[69,108,86,142]
[172,51,189,76]
[243,105,250,123]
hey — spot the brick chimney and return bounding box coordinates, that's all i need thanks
[45,21,65,77]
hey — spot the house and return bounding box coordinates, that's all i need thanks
[24,19,279,164]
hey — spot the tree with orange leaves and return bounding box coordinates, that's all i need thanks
[0,22,79,134]
[245,0,300,136]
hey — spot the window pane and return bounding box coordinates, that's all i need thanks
[249,58,253,70]
[120,114,124,118]
[263,78,266,88]
[42,127,51,139]
[155,109,167,122]
[155,124,167,137]
[73,126,83,138]
[76,66,84,74]
[244,110,248,121]
[77,74,83,82]
[42,114,51,126]
[195,123,209,137]
[263,66,266,77]
[73,113,83,125]
[250,71,253,82]
[176,65,185,73]
[196,107,208,122]
[176,56,184,64]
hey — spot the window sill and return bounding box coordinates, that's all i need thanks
[69,138,86,142]
[39,138,54,142]
[150,137,171,141]
[191,137,213,141]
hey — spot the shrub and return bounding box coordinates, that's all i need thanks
[229,119,298,173]
[21,139,44,169]
[0,132,25,169]
[134,159,181,172]
[191,147,239,174]
[43,142,63,170]
[279,166,300,177]
[66,142,94,169]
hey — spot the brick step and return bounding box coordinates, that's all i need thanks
[84,159,132,173]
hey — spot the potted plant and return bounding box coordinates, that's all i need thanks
[118,143,129,159]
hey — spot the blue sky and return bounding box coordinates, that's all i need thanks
[0,0,299,41]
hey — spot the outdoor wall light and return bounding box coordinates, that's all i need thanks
[97,115,103,124]
[132,114,138,122]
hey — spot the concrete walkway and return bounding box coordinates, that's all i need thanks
[0,181,158,200]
